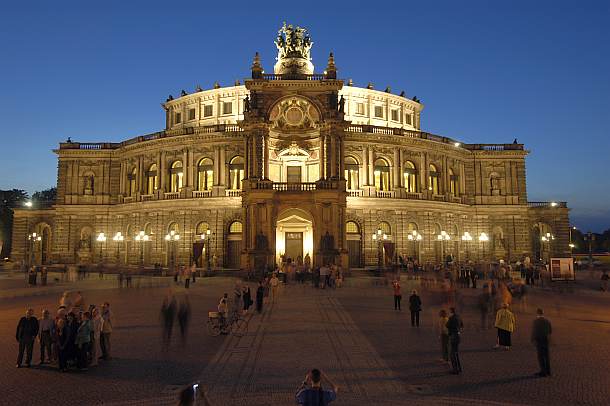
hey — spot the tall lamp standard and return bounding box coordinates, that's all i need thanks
[372,228,387,270]
[96,232,106,263]
[583,231,595,270]
[568,226,576,258]
[200,229,213,270]
[541,232,555,265]
[478,232,489,276]
[407,230,422,262]
[437,231,450,263]
[113,232,124,265]
[27,232,41,267]
[165,230,180,271]
[461,231,473,261]
[135,230,150,267]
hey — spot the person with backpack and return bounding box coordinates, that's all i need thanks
[296,368,338,405]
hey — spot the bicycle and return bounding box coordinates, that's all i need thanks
[207,310,248,337]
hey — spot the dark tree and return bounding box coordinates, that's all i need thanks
[31,187,57,206]
[0,189,29,259]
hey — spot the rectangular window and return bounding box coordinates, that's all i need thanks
[405,113,412,125]
[188,108,196,121]
[356,102,365,115]
[203,105,213,117]
[391,109,399,121]
[374,105,383,118]
[175,112,182,124]
[287,166,302,183]
[223,102,232,115]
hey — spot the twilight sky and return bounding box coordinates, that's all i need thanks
[1,0,608,231]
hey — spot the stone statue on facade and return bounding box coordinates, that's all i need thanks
[243,95,250,112]
[273,22,315,75]
[255,231,269,250]
[338,95,345,113]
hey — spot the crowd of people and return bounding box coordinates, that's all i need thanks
[15,291,113,372]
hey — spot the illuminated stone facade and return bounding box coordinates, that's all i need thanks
[11,24,570,269]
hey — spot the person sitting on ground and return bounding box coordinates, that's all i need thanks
[296,368,338,405]
[217,295,229,330]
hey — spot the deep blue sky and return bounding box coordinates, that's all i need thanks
[1,0,608,231]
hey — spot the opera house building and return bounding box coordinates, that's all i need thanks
[12,24,570,271]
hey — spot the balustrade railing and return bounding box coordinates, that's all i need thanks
[404,192,422,200]
[376,190,395,198]
[164,192,180,200]
[225,189,242,197]
[528,201,567,208]
[192,190,212,198]
[261,73,326,81]
[272,182,317,192]
[347,189,363,197]
[140,194,154,202]
[432,194,446,202]
[123,196,135,203]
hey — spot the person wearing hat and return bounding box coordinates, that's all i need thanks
[494,303,516,350]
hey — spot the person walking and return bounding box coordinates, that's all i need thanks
[494,303,516,350]
[38,309,54,365]
[242,285,252,314]
[90,307,102,366]
[256,282,265,313]
[184,266,191,289]
[75,312,92,370]
[296,368,339,405]
[531,308,552,377]
[161,293,177,350]
[16,308,39,368]
[409,290,422,327]
[392,280,402,311]
[446,307,463,374]
[177,296,191,346]
[100,302,113,360]
[270,273,280,304]
[478,287,491,330]
[437,309,450,364]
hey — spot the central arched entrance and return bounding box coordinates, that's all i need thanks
[275,208,314,265]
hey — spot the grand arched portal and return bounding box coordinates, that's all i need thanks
[275,209,314,265]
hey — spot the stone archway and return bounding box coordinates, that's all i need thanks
[275,208,314,266]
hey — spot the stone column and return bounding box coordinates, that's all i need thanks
[319,136,325,180]
[398,150,404,188]
[361,145,368,186]
[219,146,226,186]
[213,147,220,186]
[368,148,374,185]
[393,149,400,190]
[159,151,166,192]
[156,153,162,190]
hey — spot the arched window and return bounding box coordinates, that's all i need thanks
[170,161,183,193]
[449,168,459,197]
[229,156,244,190]
[128,167,137,197]
[196,221,210,238]
[378,221,392,236]
[428,164,440,195]
[403,161,418,193]
[344,156,360,190]
[374,158,390,191]
[197,158,214,191]
[146,164,158,195]
[229,221,243,234]
[346,221,360,234]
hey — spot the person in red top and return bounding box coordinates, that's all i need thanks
[392,280,402,311]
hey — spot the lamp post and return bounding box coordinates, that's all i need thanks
[407,230,422,262]
[27,232,41,267]
[113,232,124,265]
[201,229,213,270]
[372,228,387,270]
[165,230,180,271]
[541,232,555,265]
[583,231,595,270]
[96,232,106,263]
[568,226,576,258]
[437,230,450,263]
[461,231,473,261]
[135,230,150,267]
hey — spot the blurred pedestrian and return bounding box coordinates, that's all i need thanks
[16,308,39,368]
[177,296,191,346]
[446,307,463,374]
[409,290,422,327]
[100,302,113,360]
[56,318,70,372]
[437,309,449,364]
[256,281,264,313]
[75,312,91,370]
[392,280,402,311]
[90,307,102,366]
[161,293,177,351]
[38,309,53,365]
[531,308,552,377]
[242,285,252,314]
[494,303,516,350]
[270,273,280,303]
[41,266,48,286]
[478,286,491,329]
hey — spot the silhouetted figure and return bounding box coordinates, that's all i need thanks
[161,293,177,351]
[177,296,191,346]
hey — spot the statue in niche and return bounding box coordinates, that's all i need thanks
[255,231,269,251]
[243,95,250,112]
[320,232,335,252]
[338,95,345,113]
[79,231,92,250]
[84,175,94,195]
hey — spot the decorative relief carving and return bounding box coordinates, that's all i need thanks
[269,97,320,132]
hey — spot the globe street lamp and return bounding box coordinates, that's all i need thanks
[27,232,41,267]
[372,228,387,270]
[437,230,450,263]
[165,230,180,271]
[96,232,106,263]
[407,230,422,262]
[461,231,473,260]
[113,232,124,265]
[135,230,150,267]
